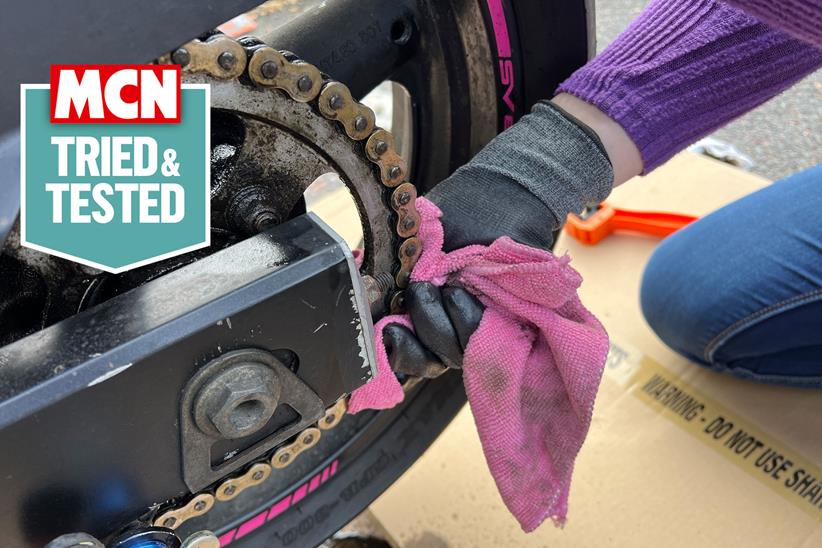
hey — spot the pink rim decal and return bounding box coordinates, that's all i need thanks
[219,459,340,546]
[486,0,516,129]
[485,0,512,57]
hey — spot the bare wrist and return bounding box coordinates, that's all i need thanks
[551,93,642,186]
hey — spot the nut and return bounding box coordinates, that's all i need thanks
[193,362,281,439]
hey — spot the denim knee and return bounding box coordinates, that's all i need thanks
[639,231,722,365]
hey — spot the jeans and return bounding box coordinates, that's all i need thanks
[640,164,822,388]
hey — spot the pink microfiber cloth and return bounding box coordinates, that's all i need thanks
[349,197,610,531]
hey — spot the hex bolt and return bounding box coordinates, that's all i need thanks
[389,165,402,180]
[171,48,191,67]
[217,51,237,71]
[163,517,177,528]
[252,470,265,481]
[194,500,207,512]
[398,191,411,205]
[353,116,368,132]
[374,140,388,155]
[328,94,344,110]
[403,219,416,233]
[297,75,313,92]
[260,60,279,79]
[193,362,281,440]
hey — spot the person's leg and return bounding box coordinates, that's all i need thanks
[640,164,822,387]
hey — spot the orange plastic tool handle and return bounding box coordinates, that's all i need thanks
[564,202,697,245]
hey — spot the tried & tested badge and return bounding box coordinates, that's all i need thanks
[20,64,209,273]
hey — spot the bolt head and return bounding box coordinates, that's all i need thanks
[172,48,190,67]
[374,140,388,155]
[278,453,291,464]
[252,470,265,481]
[389,165,402,180]
[194,363,281,439]
[217,51,237,71]
[398,191,411,205]
[353,116,368,132]
[260,60,279,79]
[194,500,207,511]
[403,219,416,233]
[223,485,236,496]
[302,433,315,445]
[297,75,313,92]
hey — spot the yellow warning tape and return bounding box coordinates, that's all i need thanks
[610,343,822,520]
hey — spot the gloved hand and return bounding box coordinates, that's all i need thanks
[385,282,484,378]
[386,100,615,376]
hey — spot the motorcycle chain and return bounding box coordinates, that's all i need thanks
[154,398,347,530]
[151,33,421,531]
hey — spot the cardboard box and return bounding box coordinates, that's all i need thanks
[368,153,822,547]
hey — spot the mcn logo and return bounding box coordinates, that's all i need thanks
[21,65,210,273]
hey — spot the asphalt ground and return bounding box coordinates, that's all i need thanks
[595,0,822,181]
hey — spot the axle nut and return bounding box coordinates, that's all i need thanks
[193,362,281,439]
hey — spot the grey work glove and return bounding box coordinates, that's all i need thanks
[428,100,614,251]
[387,101,614,377]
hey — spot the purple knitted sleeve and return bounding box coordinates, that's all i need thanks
[557,0,822,171]
[726,0,822,46]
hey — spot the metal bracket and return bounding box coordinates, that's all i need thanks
[180,349,324,492]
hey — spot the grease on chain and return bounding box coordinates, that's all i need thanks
[152,32,424,530]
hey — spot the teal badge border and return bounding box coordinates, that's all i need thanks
[19,83,211,273]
